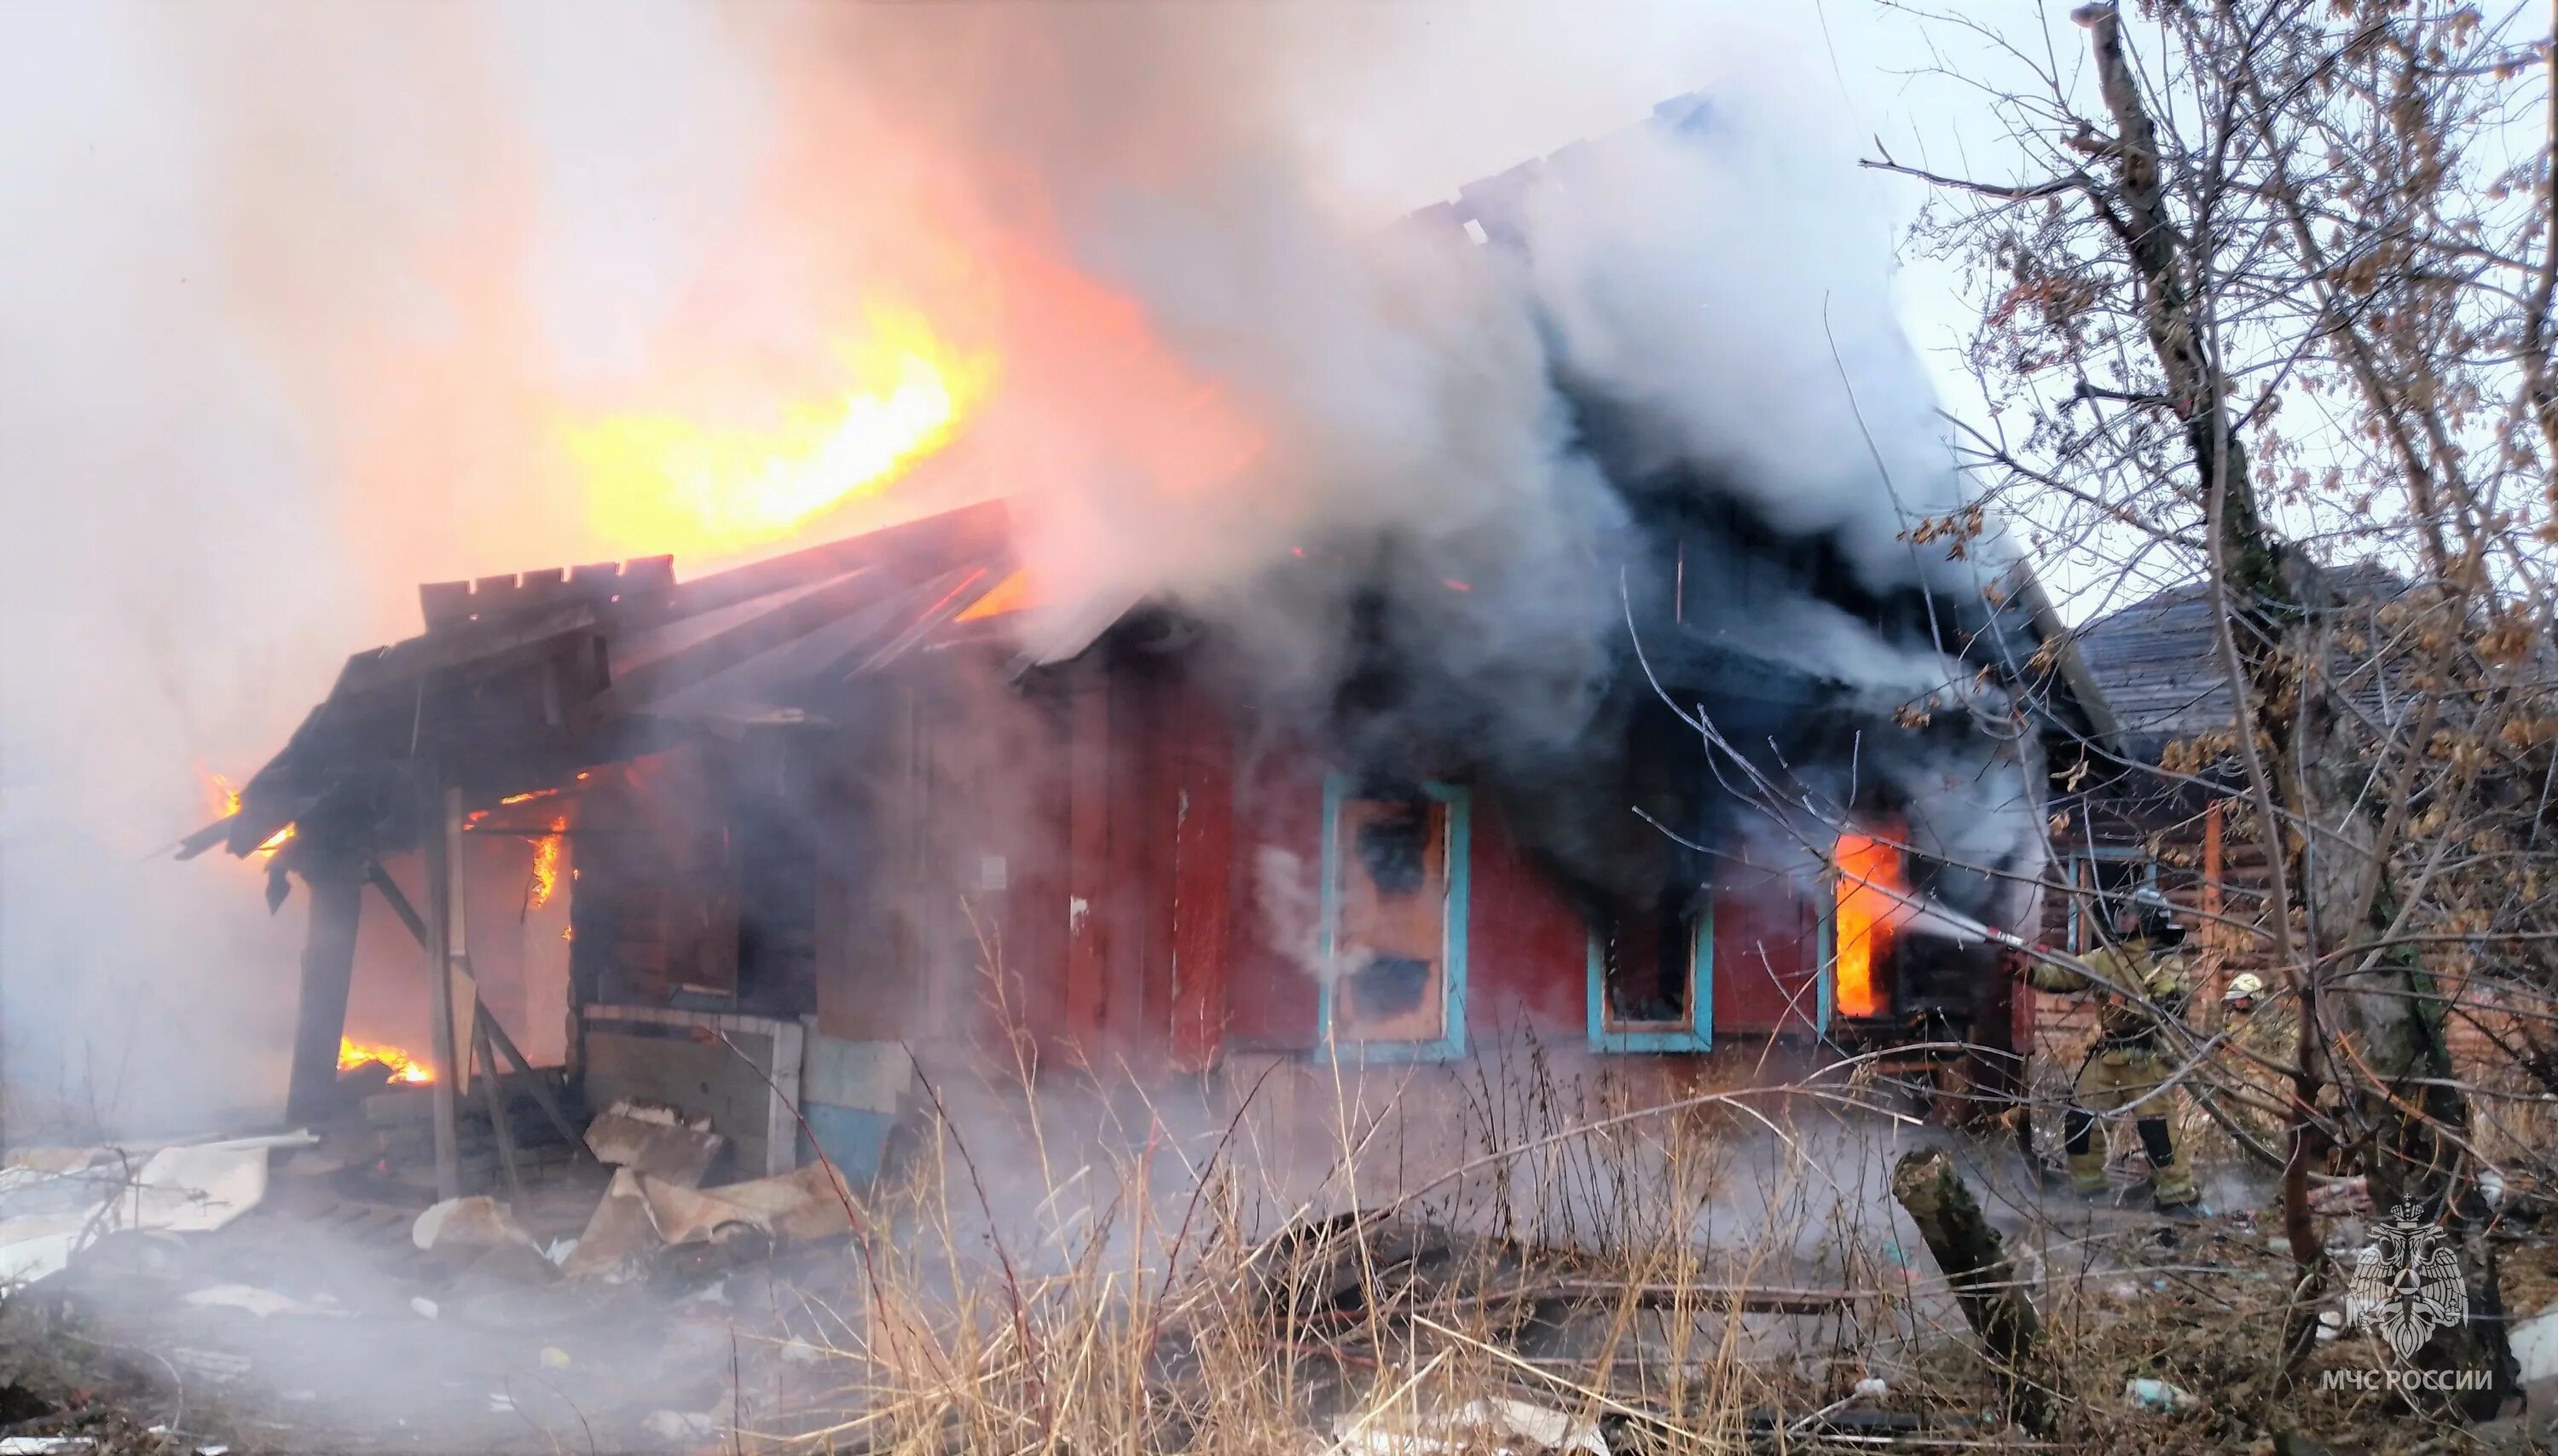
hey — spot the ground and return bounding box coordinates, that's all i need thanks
[0,1153,852,1454]
[5,1114,2558,1453]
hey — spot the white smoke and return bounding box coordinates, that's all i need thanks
[1,1,1987,1136]
[1516,99,1986,586]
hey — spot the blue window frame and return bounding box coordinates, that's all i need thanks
[1316,776,1468,1062]
[1586,903,1712,1053]
[2064,848,2156,953]
[1760,875,1840,1037]
[1815,892,1835,1034]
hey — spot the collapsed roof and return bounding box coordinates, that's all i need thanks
[182,493,2115,884]
[183,87,2124,923]
[179,501,1034,878]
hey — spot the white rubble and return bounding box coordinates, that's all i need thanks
[0,1132,313,1286]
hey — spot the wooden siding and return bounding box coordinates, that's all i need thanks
[1710,864,1825,1037]
[568,640,2036,1086]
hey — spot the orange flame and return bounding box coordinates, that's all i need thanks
[558,306,993,558]
[954,568,1035,622]
[1833,827,1907,1020]
[339,1038,433,1084]
[205,771,244,820]
[528,818,568,909]
[201,771,295,855]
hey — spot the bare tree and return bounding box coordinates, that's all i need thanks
[1872,0,2558,1413]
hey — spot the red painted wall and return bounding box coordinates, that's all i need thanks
[1221,734,1323,1051]
[801,649,1849,1071]
[1461,796,1594,1039]
[1710,863,1824,1037]
[1216,749,1607,1049]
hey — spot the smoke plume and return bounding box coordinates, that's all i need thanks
[1,2,2012,1135]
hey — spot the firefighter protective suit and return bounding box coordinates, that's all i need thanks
[2024,939,2201,1208]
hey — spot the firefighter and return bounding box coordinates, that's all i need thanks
[2022,885,2202,1212]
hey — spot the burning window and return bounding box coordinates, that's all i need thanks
[1832,825,1907,1020]
[1325,785,1466,1054]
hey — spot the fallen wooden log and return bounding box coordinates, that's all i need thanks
[1890,1147,2057,1436]
[1523,1280,1861,1315]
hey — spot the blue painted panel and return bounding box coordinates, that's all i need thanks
[800,1103,899,1184]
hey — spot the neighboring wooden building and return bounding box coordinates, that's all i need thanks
[2037,566,2426,1038]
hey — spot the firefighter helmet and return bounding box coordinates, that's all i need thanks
[2113,883,2186,945]
[2222,972,2266,1013]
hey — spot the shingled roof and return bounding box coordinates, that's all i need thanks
[2073,563,2420,761]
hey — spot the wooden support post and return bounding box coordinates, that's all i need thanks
[1890,1149,2054,1435]
[363,859,582,1150]
[2202,800,2226,975]
[466,997,569,1142]
[422,782,465,1203]
[283,864,363,1125]
[475,1020,524,1204]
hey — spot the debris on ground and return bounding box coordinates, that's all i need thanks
[582,1100,724,1188]
[3,1099,2533,1456]
[2509,1303,2558,1384]
[411,1194,538,1254]
[2306,1177,2371,1216]
[0,1134,313,1285]
[561,1161,857,1284]
[641,1409,716,1443]
[1329,1395,1608,1455]
[2124,1377,2202,1413]
[179,1285,337,1319]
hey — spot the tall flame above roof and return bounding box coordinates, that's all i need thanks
[557,306,996,560]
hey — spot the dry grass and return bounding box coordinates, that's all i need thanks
[674,1026,2437,1453]
[674,1020,2558,1456]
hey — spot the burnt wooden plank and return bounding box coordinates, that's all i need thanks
[423,782,464,1202]
[831,568,994,682]
[175,815,235,861]
[338,606,603,699]
[1168,679,1235,1072]
[284,864,364,1124]
[362,857,581,1150]
[661,499,1010,622]
[423,559,675,634]
[593,566,898,714]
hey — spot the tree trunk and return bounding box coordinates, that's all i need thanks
[2280,564,2513,1411]
[2072,3,2509,1411]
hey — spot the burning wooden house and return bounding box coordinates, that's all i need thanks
[184,488,2115,1193]
[182,95,2123,1196]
